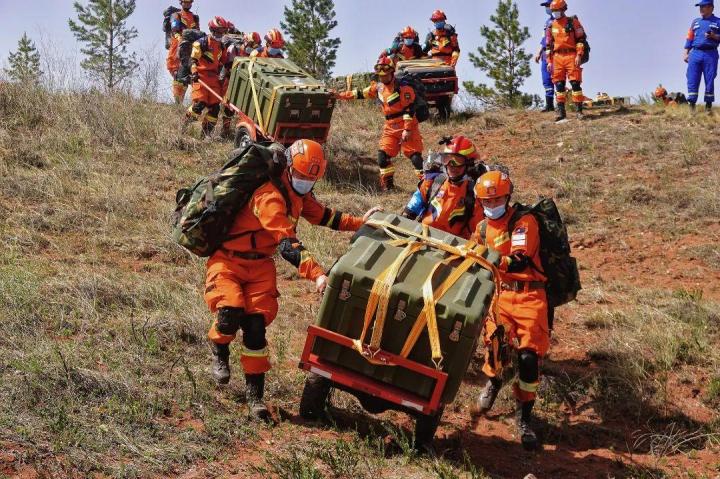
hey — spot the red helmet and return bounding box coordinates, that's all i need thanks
[208,16,229,33]
[374,55,395,77]
[474,171,514,199]
[443,135,479,161]
[400,26,417,39]
[244,31,262,47]
[265,28,285,48]
[430,9,447,22]
[286,140,327,181]
[550,0,568,11]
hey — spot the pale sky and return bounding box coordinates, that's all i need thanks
[1,1,707,101]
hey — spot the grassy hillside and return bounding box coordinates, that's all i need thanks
[1,82,719,478]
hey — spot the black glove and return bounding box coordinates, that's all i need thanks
[190,72,199,83]
[506,253,530,273]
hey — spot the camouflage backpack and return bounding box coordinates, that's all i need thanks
[171,142,289,257]
[480,197,581,309]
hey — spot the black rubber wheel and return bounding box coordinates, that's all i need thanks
[299,373,332,420]
[414,406,445,451]
[436,96,452,122]
[233,126,252,149]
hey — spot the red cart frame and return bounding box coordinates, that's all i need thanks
[298,324,448,415]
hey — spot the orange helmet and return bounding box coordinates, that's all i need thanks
[549,0,567,10]
[654,85,668,99]
[474,170,513,199]
[208,16,229,33]
[430,9,447,22]
[286,140,327,181]
[265,28,285,48]
[400,26,417,39]
[244,31,262,47]
[374,55,395,77]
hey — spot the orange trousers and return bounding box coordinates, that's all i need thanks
[551,52,582,84]
[379,118,423,158]
[191,77,222,106]
[205,253,280,374]
[482,288,549,402]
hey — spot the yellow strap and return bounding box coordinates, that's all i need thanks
[247,57,266,135]
[346,74,352,92]
[400,253,478,361]
[352,241,424,362]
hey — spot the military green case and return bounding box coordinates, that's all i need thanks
[226,58,336,144]
[313,212,499,404]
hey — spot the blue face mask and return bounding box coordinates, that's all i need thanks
[434,21,446,30]
[245,46,254,54]
[483,203,507,220]
[291,176,315,195]
[404,38,414,46]
[268,47,283,56]
[545,7,552,15]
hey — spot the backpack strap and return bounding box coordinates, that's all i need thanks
[479,220,488,244]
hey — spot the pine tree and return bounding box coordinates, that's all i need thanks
[463,0,534,107]
[68,0,138,91]
[5,33,42,84]
[280,0,341,80]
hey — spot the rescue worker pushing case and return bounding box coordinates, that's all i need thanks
[204,139,380,421]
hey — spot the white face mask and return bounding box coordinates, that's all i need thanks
[552,11,563,19]
[483,204,507,220]
[291,176,315,195]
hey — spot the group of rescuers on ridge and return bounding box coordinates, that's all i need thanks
[163,0,719,451]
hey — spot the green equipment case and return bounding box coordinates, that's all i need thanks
[327,72,376,93]
[225,57,336,144]
[312,212,499,404]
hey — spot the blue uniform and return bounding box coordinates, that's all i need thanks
[540,16,554,101]
[685,14,720,105]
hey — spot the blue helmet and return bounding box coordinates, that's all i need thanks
[695,0,713,6]
[540,1,551,5]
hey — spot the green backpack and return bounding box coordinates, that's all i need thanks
[480,197,581,309]
[172,142,289,257]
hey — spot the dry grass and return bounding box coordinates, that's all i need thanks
[2,81,720,477]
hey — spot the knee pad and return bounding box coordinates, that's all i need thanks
[570,81,582,92]
[554,81,566,93]
[207,104,221,117]
[518,349,539,384]
[241,314,267,351]
[216,306,245,335]
[409,153,424,171]
[191,101,206,115]
[377,150,392,168]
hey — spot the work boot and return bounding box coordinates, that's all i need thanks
[472,377,502,416]
[201,121,216,139]
[706,102,713,114]
[690,102,697,112]
[575,103,585,120]
[542,97,554,113]
[379,175,395,192]
[555,103,567,122]
[210,342,231,385]
[515,400,539,451]
[245,373,271,422]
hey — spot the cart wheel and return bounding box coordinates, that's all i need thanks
[299,373,332,421]
[414,406,445,452]
[436,97,452,122]
[233,126,252,149]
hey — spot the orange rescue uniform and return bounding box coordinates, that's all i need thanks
[338,80,424,183]
[545,15,586,104]
[426,27,460,67]
[166,9,199,101]
[470,206,549,402]
[205,173,364,373]
[413,177,484,239]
